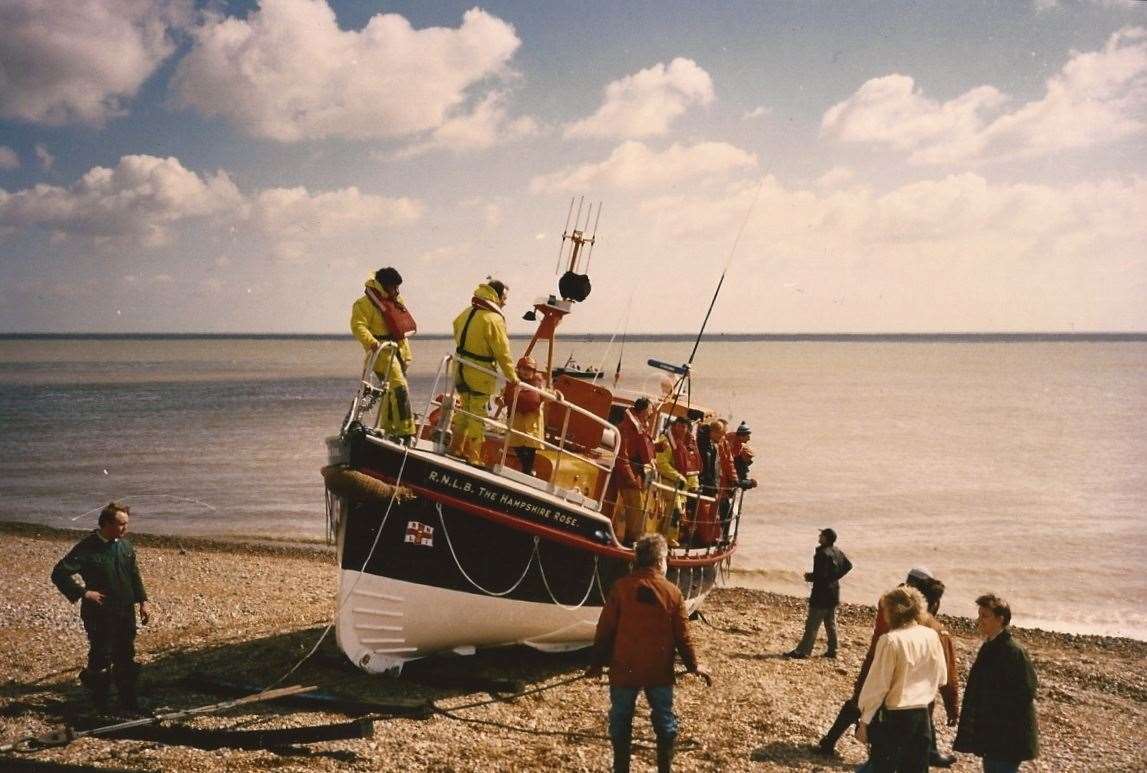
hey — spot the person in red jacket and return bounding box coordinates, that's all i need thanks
[817,567,960,768]
[498,357,546,475]
[588,534,711,773]
[610,397,656,545]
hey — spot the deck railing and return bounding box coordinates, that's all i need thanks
[344,346,742,550]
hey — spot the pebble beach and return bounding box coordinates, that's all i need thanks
[1,521,1144,772]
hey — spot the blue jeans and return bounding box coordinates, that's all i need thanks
[982,760,1021,773]
[609,685,678,743]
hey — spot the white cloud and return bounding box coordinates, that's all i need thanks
[564,58,714,139]
[0,154,242,246]
[743,106,770,120]
[33,143,54,170]
[816,166,855,189]
[249,185,422,260]
[0,153,423,258]
[0,0,189,125]
[530,140,757,192]
[0,147,19,170]
[821,27,1147,164]
[172,0,522,142]
[395,91,539,158]
[632,172,1147,331]
[1035,0,1138,10]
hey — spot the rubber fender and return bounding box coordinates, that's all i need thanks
[321,464,414,503]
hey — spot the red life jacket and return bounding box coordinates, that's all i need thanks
[621,410,655,464]
[365,286,417,341]
[670,426,701,475]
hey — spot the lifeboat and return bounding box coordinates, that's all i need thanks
[323,210,751,673]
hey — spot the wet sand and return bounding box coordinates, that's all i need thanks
[1,522,1143,772]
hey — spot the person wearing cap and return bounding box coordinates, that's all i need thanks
[350,266,417,441]
[954,593,1039,773]
[449,279,519,464]
[818,567,960,768]
[725,421,757,488]
[51,502,151,711]
[712,418,754,544]
[854,585,948,773]
[786,527,852,659]
[498,356,546,475]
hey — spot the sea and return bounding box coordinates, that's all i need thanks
[1,335,1144,640]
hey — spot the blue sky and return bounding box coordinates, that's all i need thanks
[1,0,1145,333]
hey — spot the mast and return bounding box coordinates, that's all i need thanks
[523,196,601,386]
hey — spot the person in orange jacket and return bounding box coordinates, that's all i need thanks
[498,357,546,475]
[587,534,711,773]
[609,398,656,544]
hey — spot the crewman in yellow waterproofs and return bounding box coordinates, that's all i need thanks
[653,417,701,547]
[450,279,519,464]
[350,267,417,441]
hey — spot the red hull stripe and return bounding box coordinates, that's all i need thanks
[358,465,736,568]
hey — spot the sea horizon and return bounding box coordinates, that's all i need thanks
[3,331,1146,342]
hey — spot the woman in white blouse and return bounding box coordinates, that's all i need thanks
[856,586,948,773]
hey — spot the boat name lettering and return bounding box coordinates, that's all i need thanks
[426,469,474,493]
[425,470,580,529]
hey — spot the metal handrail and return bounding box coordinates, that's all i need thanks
[342,341,400,434]
[423,354,620,507]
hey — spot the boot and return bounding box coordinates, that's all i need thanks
[115,662,141,713]
[611,731,632,773]
[656,735,675,773]
[79,667,111,710]
[818,698,861,753]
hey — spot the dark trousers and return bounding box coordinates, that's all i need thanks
[870,707,931,773]
[823,700,947,762]
[80,602,138,700]
[514,446,537,475]
[795,603,838,655]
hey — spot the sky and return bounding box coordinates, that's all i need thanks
[0,0,1145,334]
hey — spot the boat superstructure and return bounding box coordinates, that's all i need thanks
[323,204,750,673]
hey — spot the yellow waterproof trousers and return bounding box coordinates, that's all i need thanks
[450,391,490,463]
[374,352,415,439]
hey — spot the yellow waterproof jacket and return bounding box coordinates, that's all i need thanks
[655,434,687,487]
[350,277,414,373]
[453,283,517,395]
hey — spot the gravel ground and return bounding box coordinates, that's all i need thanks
[1,521,1143,772]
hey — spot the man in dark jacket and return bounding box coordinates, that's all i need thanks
[786,527,852,659]
[587,534,711,773]
[954,594,1039,773]
[52,502,150,711]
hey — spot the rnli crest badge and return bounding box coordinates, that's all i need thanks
[404,521,434,547]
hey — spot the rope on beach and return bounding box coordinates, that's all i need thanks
[435,503,536,597]
[430,703,702,751]
[260,440,417,691]
[426,667,705,751]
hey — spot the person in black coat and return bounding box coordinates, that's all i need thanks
[785,528,852,659]
[52,503,151,711]
[954,593,1039,773]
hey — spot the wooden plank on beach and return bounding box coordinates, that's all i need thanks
[106,718,374,750]
[182,675,432,719]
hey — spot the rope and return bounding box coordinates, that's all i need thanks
[427,669,704,750]
[536,549,599,611]
[436,504,537,597]
[261,435,414,690]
